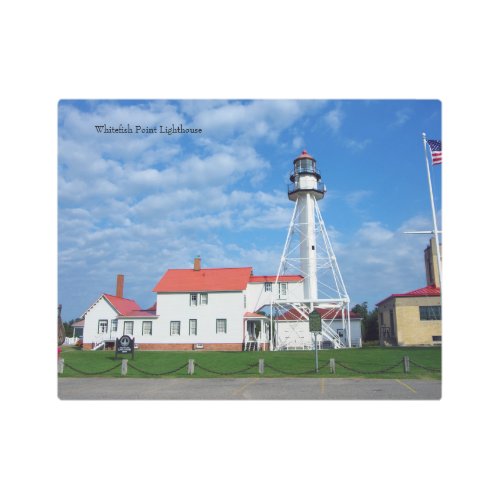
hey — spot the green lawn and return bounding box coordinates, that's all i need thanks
[59,346,441,379]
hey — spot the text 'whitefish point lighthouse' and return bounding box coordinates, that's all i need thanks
[271,150,352,350]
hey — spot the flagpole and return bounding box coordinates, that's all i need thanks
[422,132,442,287]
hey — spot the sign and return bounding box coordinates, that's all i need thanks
[115,335,135,359]
[309,310,322,332]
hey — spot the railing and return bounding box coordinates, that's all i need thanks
[288,182,325,196]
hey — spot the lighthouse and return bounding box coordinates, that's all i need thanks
[287,150,325,300]
[271,150,351,350]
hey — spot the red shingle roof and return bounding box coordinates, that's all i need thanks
[275,307,359,321]
[103,294,157,317]
[376,285,441,306]
[153,267,253,293]
[244,311,267,318]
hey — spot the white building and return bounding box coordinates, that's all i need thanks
[82,258,361,351]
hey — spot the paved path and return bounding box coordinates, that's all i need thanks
[58,377,441,400]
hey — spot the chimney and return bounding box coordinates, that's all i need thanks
[194,256,201,271]
[116,274,124,298]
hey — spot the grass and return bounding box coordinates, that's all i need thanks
[58,345,441,380]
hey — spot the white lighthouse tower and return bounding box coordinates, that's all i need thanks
[270,150,351,350]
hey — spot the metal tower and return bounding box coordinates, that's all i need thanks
[270,150,351,350]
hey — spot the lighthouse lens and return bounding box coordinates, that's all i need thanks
[295,158,315,174]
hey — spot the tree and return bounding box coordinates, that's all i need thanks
[351,302,379,342]
[63,318,82,337]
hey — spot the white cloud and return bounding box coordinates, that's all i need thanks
[344,138,371,151]
[392,107,412,127]
[292,136,303,149]
[333,215,435,308]
[345,190,372,208]
[324,105,344,133]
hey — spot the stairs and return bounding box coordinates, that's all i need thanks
[244,341,259,351]
[92,341,105,351]
[320,320,345,349]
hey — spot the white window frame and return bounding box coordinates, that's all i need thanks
[98,319,108,334]
[190,293,198,306]
[279,282,288,298]
[216,319,227,334]
[265,282,272,292]
[123,321,133,336]
[111,319,118,332]
[170,321,181,336]
[200,293,208,305]
[189,319,197,336]
[142,321,152,336]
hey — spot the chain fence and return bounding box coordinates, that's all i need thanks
[409,359,441,373]
[127,362,188,376]
[63,361,122,375]
[335,359,404,375]
[60,357,440,377]
[266,360,331,375]
[195,363,259,375]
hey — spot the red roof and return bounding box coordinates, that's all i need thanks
[153,267,253,293]
[316,307,360,320]
[244,311,267,318]
[275,307,359,321]
[103,294,157,317]
[376,285,441,306]
[248,275,303,283]
[295,149,315,161]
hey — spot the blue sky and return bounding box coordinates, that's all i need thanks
[58,99,441,321]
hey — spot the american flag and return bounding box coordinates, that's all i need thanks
[427,139,442,165]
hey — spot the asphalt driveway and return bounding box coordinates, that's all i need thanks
[58,377,441,400]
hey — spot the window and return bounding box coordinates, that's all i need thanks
[216,319,227,334]
[243,295,247,308]
[170,321,181,335]
[189,319,197,336]
[123,321,133,335]
[142,321,152,336]
[111,319,118,332]
[432,335,442,342]
[419,306,441,321]
[279,282,287,298]
[265,282,272,292]
[98,320,108,334]
[190,293,208,306]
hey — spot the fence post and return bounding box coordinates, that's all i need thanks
[121,359,128,376]
[259,359,265,374]
[188,359,195,375]
[403,356,410,374]
[330,358,336,374]
[58,358,64,374]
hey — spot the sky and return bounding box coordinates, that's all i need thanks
[58,99,441,321]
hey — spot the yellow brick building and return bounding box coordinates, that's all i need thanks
[376,238,441,346]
